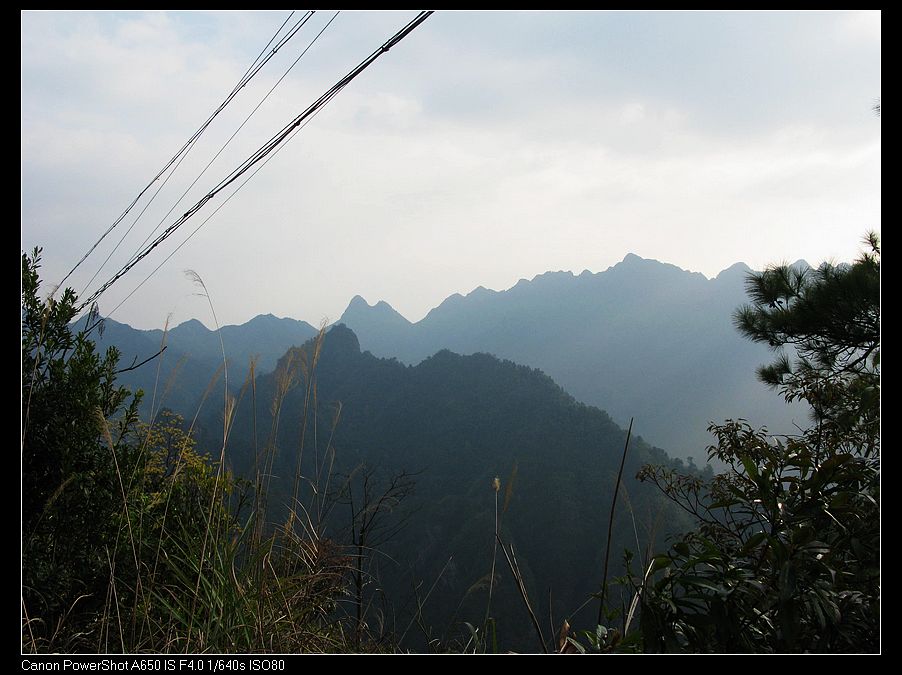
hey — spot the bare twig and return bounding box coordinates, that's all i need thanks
[497,535,548,653]
[115,346,167,374]
[598,417,633,626]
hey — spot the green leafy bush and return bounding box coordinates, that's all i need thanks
[634,235,880,653]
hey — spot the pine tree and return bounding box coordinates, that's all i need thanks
[634,234,880,653]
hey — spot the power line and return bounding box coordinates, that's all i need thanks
[107,11,339,300]
[59,10,312,293]
[106,107,321,319]
[78,11,318,300]
[80,10,434,314]
[104,12,342,318]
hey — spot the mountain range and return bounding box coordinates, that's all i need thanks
[75,253,809,648]
[80,312,319,418]
[214,323,697,650]
[337,254,804,462]
[87,253,803,465]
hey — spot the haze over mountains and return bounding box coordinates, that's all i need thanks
[338,254,804,462]
[86,313,705,649]
[88,253,803,465]
[75,252,811,648]
[217,323,698,650]
[81,313,319,417]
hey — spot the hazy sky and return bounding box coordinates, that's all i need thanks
[21,10,881,330]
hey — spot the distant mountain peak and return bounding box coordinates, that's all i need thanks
[343,295,402,314]
[339,295,411,331]
[245,313,279,325]
[607,253,656,272]
[435,292,464,309]
[466,285,496,299]
[173,317,210,334]
[347,295,372,309]
[716,261,752,280]
[240,313,316,332]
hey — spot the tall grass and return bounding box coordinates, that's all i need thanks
[22,293,374,654]
[24,269,659,655]
[122,320,357,653]
[461,419,658,654]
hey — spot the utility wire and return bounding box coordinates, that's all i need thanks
[59,10,310,293]
[106,103,322,319]
[104,12,342,318]
[80,10,434,314]
[113,11,337,292]
[79,10,318,299]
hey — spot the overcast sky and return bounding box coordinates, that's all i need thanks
[21,10,881,330]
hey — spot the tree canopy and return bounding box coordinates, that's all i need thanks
[631,234,880,653]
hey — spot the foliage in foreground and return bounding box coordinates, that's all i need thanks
[22,230,880,654]
[630,235,880,653]
[22,249,354,653]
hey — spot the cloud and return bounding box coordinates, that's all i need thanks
[21,11,880,330]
